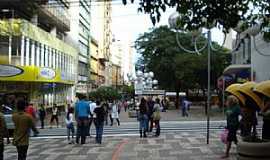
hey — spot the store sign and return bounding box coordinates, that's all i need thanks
[40,68,56,79]
[0,65,24,77]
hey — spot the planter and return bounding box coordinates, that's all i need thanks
[237,141,270,160]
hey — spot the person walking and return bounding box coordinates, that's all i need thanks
[111,101,120,126]
[153,98,161,137]
[221,95,241,159]
[0,105,9,160]
[94,101,106,144]
[50,104,59,128]
[138,98,148,138]
[12,99,39,160]
[88,100,96,137]
[75,95,90,145]
[65,107,75,144]
[182,98,189,117]
[38,104,46,129]
[147,97,155,132]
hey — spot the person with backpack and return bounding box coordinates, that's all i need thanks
[65,107,75,144]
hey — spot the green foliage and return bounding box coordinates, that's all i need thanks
[88,86,121,101]
[135,25,231,91]
[125,0,270,34]
[121,85,134,97]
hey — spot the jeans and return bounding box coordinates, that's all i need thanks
[149,117,154,132]
[40,117,45,129]
[16,145,28,160]
[76,117,89,144]
[67,123,75,141]
[0,143,3,160]
[139,114,148,131]
[154,120,160,136]
[87,118,95,136]
[96,122,104,144]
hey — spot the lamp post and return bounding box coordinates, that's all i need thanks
[168,12,237,144]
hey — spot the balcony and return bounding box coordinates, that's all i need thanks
[38,3,70,32]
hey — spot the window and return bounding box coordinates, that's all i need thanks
[79,41,88,56]
[78,61,88,76]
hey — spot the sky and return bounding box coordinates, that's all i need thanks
[111,2,227,57]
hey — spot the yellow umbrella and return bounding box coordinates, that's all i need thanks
[253,80,270,111]
[239,82,264,110]
[225,83,245,106]
[254,80,270,98]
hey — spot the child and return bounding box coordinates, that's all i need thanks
[65,107,75,144]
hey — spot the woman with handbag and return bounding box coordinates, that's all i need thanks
[222,95,241,158]
[153,98,161,137]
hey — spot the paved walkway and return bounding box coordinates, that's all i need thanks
[4,131,237,160]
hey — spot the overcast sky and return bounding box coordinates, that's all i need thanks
[110,2,227,63]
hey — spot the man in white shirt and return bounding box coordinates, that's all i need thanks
[87,101,96,137]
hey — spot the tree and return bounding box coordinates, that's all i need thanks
[124,0,270,35]
[135,25,230,107]
[88,86,121,101]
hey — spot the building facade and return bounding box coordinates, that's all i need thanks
[67,0,91,94]
[91,0,112,86]
[224,30,270,83]
[90,37,105,90]
[0,0,77,109]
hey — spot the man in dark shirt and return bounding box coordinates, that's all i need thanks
[12,99,39,160]
[93,101,106,144]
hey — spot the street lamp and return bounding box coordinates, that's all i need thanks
[168,12,238,144]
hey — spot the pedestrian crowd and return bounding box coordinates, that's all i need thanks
[138,97,162,138]
[0,93,131,160]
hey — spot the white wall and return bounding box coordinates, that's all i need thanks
[251,34,270,82]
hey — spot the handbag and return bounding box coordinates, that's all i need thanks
[153,111,161,121]
[220,128,229,144]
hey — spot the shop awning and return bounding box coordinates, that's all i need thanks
[223,64,251,75]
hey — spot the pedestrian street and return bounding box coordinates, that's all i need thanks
[4,131,237,160]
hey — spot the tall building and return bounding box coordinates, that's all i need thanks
[91,0,112,86]
[0,0,77,109]
[67,0,91,94]
[111,38,123,87]
[90,37,105,89]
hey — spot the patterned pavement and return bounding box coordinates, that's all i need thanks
[4,131,237,160]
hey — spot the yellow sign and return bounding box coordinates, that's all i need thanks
[0,65,74,84]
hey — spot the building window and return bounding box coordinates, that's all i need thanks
[79,41,88,56]
[78,61,88,76]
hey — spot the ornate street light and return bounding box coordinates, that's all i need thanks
[168,12,239,144]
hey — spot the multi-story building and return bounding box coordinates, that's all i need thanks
[67,0,91,94]
[0,0,77,109]
[111,38,123,87]
[224,29,270,83]
[90,37,105,89]
[91,0,112,86]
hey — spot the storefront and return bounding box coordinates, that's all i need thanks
[0,65,75,109]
